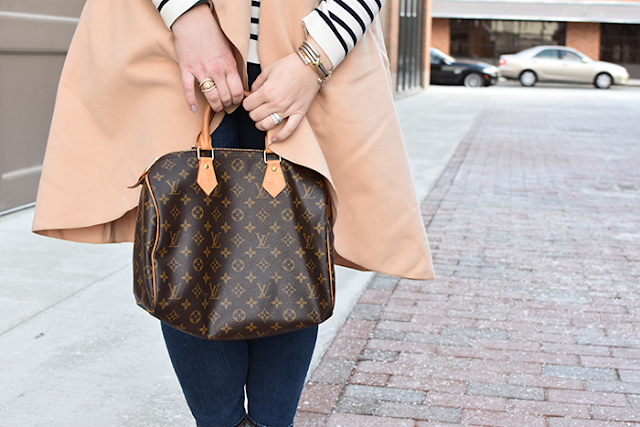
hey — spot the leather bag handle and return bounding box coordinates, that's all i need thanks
[196,95,274,154]
[196,98,284,197]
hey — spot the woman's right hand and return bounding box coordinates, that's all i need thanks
[171,4,244,113]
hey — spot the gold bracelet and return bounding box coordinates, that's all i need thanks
[297,41,332,86]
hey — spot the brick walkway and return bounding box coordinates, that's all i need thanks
[295,87,640,427]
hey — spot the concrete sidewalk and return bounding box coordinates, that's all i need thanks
[295,84,640,426]
[0,86,488,426]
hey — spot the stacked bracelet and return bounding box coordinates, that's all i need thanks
[297,41,332,87]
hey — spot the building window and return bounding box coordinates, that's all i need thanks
[601,24,640,64]
[450,19,566,64]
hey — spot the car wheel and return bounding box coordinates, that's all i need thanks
[463,73,484,88]
[519,70,537,87]
[594,73,613,89]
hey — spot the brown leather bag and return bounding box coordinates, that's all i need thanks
[132,105,335,340]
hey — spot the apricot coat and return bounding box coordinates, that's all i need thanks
[32,0,434,280]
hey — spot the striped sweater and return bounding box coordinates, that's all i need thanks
[152,0,385,67]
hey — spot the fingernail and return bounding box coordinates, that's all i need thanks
[190,105,198,113]
[271,137,278,143]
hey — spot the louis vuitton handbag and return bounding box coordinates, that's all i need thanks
[132,105,335,340]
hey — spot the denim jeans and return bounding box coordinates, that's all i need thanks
[162,323,318,427]
[209,63,265,151]
[161,64,319,427]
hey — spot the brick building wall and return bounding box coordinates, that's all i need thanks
[424,0,433,84]
[431,17,451,53]
[566,22,601,60]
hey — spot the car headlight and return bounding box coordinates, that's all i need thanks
[482,67,498,76]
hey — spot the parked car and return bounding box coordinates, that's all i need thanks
[499,46,629,89]
[430,48,499,87]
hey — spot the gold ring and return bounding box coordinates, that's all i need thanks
[199,79,216,93]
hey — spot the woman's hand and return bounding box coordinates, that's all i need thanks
[172,5,244,113]
[243,39,332,143]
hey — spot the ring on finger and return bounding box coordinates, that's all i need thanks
[270,113,284,126]
[199,78,216,93]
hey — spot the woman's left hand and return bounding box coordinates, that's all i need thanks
[243,51,325,143]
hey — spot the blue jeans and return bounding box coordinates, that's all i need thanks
[161,64,319,427]
[209,63,265,151]
[162,323,318,427]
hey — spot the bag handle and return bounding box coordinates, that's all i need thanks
[196,98,274,154]
[196,101,285,198]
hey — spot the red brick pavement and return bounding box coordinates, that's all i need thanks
[295,88,640,426]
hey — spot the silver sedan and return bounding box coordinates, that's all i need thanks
[499,46,629,89]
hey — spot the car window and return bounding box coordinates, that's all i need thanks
[430,52,442,63]
[535,50,559,59]
[515,47,538,57]
[430,48,456,64]
[560,51,583,62]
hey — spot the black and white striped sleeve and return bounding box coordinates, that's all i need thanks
[302,0,386,67]
[152,0,207,29]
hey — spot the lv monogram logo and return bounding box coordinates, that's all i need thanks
[257,283,272,299]
[301,183,317,199]
[166,179,182,195]
[306,283,320,299]
[303,233,315,250]
[211,232,222,249]
[254,183,269,199]
[209,283,221,300]
[168,282,183,300]
[169,231,181,248]
[256,233,271,249]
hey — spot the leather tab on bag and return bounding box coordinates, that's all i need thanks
[197,157,218,195]
[262,159,285,198]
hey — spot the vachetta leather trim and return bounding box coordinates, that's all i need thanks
[262,159,286,198]
[197,156,218,195]
[197,102,282,196]
[327,224,334,306]
[146,173,160,312]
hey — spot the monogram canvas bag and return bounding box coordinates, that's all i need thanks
[132,105,335,340]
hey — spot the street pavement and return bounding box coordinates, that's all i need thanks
[295,82,640,426]
[1,82,639,426]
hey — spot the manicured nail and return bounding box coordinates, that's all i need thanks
[190,105,197,113]
[271,137,278,143]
